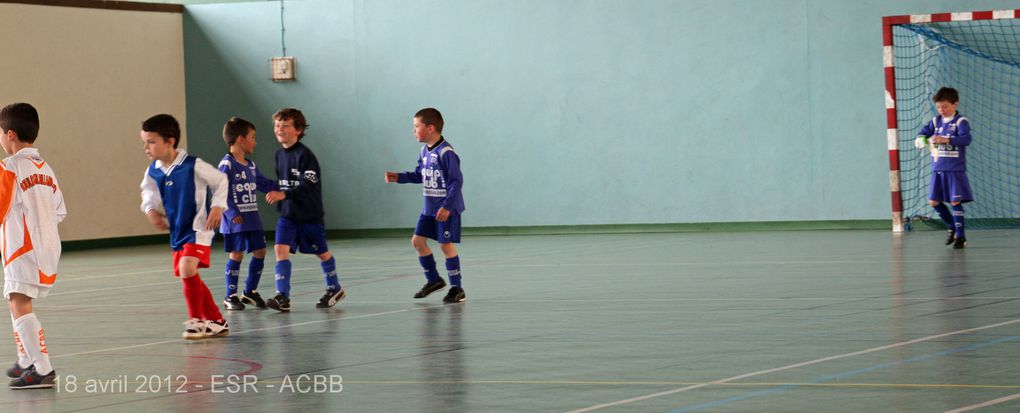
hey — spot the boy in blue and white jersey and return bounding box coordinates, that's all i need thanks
[264,108,345,311]
[218,117,281,310]
[914,87,973,249]
[139,114,229,339]
[385,108,466,303]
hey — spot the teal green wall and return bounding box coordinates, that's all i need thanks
[183,0,1019,230]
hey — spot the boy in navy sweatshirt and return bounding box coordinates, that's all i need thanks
[265,108,344,311]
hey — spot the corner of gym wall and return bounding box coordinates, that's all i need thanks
[0,2,187,241]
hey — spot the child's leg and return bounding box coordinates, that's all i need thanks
[179,257,223,322]
[9,294,52,375]
[274,245,292,298]
[413,236,442,283]
[225,251,243,299]
[318,251,341,292]
[10,313,30,369]
[951,202,966,239]
[929,200,954,228]
[440,243,462,288]
[246,248,267,294]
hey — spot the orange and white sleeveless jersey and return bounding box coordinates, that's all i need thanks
[0,148,66,287]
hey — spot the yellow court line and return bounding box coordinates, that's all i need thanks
[334,380,1020,389]
[69,378,1020,390]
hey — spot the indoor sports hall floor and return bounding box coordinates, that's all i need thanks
[1,229,1018,412]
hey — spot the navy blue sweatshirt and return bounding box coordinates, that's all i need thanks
[275,141,324,224]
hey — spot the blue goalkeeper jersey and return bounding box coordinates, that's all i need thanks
[917,113,971,172]
[397,138,465,216]
[218,155,277,234]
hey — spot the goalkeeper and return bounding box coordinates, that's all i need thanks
[914,87,972,249]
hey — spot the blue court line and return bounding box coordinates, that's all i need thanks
[666,335,1020,413]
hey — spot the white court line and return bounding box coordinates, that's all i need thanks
[46,281,180,296]
[40,296,1020,308]
[47,265,333,297]
[59,264,333,283]
[945,392,1020,413]
[567,318,1020,413]
[52,308,410,359]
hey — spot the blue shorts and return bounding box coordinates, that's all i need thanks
[929,171,974,203]
[276,218,329,255]
[414,213,461,244]
[222,230,267,253]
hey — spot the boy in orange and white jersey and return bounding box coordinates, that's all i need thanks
[0,103,66,389]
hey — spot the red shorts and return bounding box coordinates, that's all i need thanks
[172,244,211,277]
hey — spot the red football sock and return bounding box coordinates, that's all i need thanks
[196,274,224,321]
[181,275,204,320]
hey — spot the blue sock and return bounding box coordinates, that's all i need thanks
[445,256,462,288]
[322,257,340,292]
[224,259,241,299]
[245,257,264,294]
[419,254,441,283]
[952,204,965,238]
[933,203,954,228]
[275,260,292,298]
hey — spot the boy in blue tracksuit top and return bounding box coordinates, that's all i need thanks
[914,87,973,249]
[385,108,466,303]
[264,108,345,311]
[218,117,280,310]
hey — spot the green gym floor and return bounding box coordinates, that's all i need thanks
[1,230,1018,412]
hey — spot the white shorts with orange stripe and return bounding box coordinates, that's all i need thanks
[4,279,50,299]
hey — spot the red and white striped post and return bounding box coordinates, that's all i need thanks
[881,9,1019,232]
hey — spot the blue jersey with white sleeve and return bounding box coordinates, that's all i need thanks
[217,154,277,234]
[917,113,971,172]
[397,138,465,216]
[140,151,228,250]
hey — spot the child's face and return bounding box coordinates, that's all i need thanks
[237,128,257,155]
[413,117,432,142]
[274,119,301,147]
[140,131,174,162]
[935,100,958,118]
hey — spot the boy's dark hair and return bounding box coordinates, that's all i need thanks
[223,117,255,146]
[933,87,959,103]
[415,108,444,134]
[142,114,181,148]
[273,108,308,140]
[0,103,40,143]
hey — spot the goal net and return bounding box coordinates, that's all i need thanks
[883,10,1020,231]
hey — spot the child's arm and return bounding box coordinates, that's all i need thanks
[948,118,972,146]
[385,155,424,184]
[217,160,241,224]
[196,159,228,230]
[54,182,66,223]
[0,167,16,226]
[277,152,321,202]
[139,171,168,230]
[914,118,936,149]
[252,163,279,193]
[435,150,463,222]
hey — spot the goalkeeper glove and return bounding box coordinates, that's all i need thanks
[914,136,929,149]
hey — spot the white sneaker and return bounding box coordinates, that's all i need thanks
[204,319,229,338]
[182,319,206,340]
